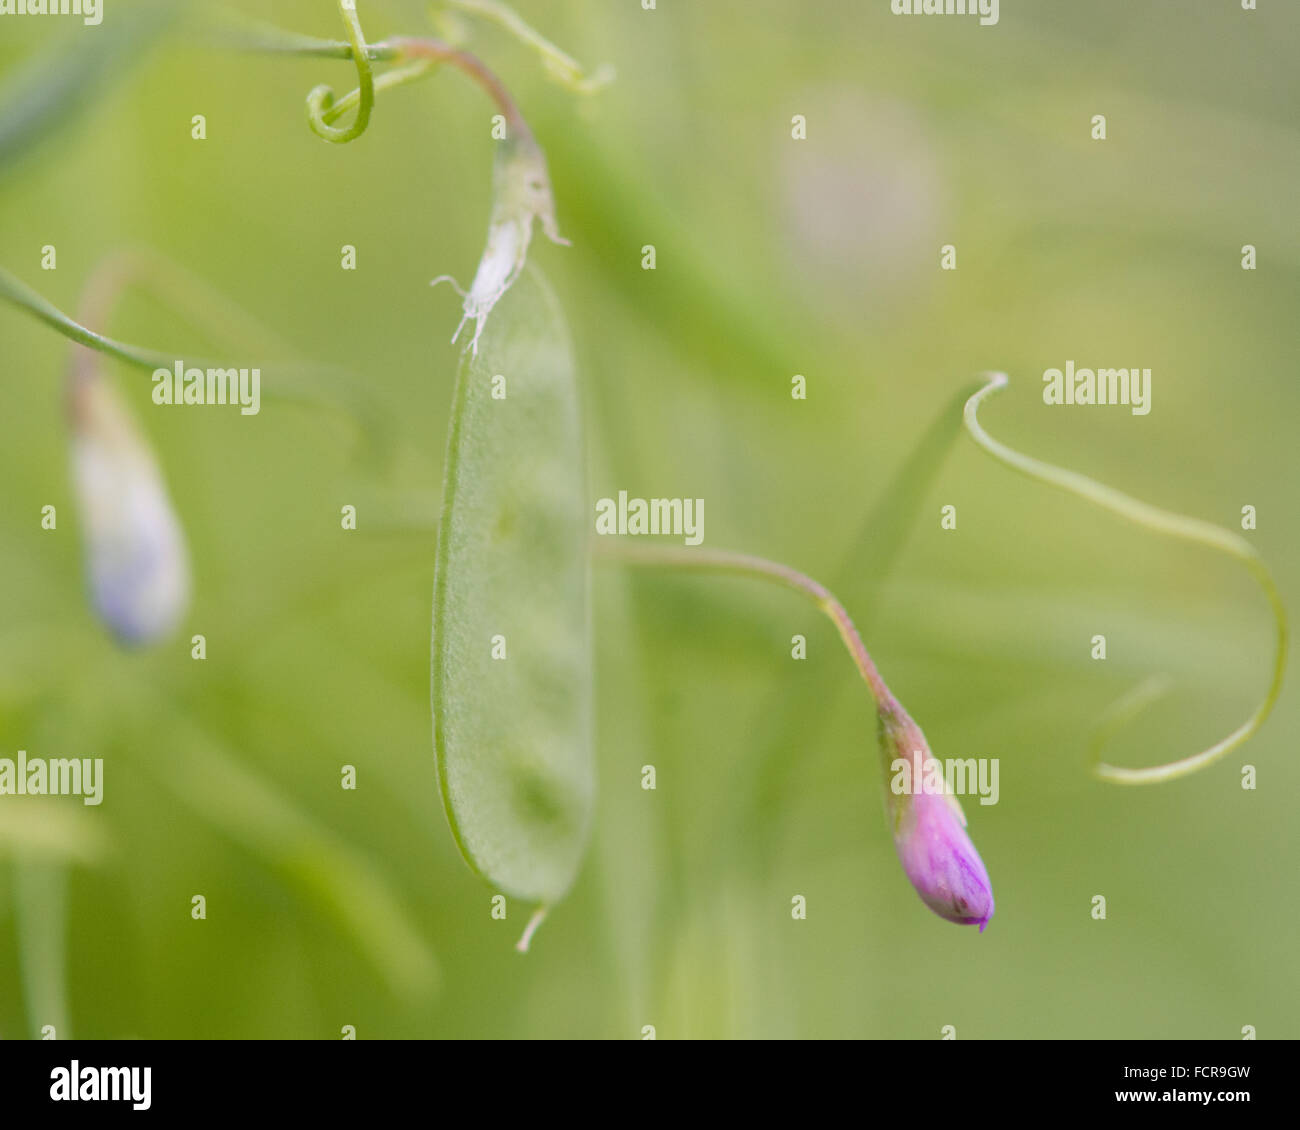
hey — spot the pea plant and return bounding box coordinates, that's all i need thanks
[0,0,1284,961]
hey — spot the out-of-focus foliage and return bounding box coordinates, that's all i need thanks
[0,0,1296,1037]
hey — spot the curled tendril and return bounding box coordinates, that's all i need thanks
[306,1,375,143]
[963,371,1287,785]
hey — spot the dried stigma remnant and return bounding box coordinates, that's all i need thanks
[432,120,568,354]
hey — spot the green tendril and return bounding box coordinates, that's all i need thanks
[225,16,530,141]
[306,1,376,143]
[964,371,1287,785]
[446,0,614,95]
[318,59,438,128]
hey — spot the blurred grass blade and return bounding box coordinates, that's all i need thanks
[0,0,180,180]
[432,264,593,914]
[0,799,112,866]
[833,380,984,618]
[149,705,439,999]
[15,858,69,1038]
[734,381,980,870]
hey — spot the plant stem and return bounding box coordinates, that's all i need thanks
[964,371,1287,784]
[0,259,398,460]
[386,36,527,129]
[221,15,531,135]
[593,542,897,712]
[0,263,175,372]
[1,256,289,378]
[205,9,400,60]
[66,249,297,418]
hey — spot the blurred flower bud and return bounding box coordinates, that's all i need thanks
[878,700,994,930]
[69,358,190,645]
[434,127,568,353]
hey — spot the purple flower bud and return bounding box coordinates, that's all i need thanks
[878,701,994,931]
[69,365,189,646]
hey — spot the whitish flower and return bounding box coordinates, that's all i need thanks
[69,365,189,645]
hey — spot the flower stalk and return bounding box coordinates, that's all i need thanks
[597,542,995,931]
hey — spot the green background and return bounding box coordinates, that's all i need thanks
[0,0,1296,1038]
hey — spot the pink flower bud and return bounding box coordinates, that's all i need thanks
[878,701,994,931]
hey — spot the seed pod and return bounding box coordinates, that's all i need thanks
[431,264,592,911]
[68,353,189,645]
